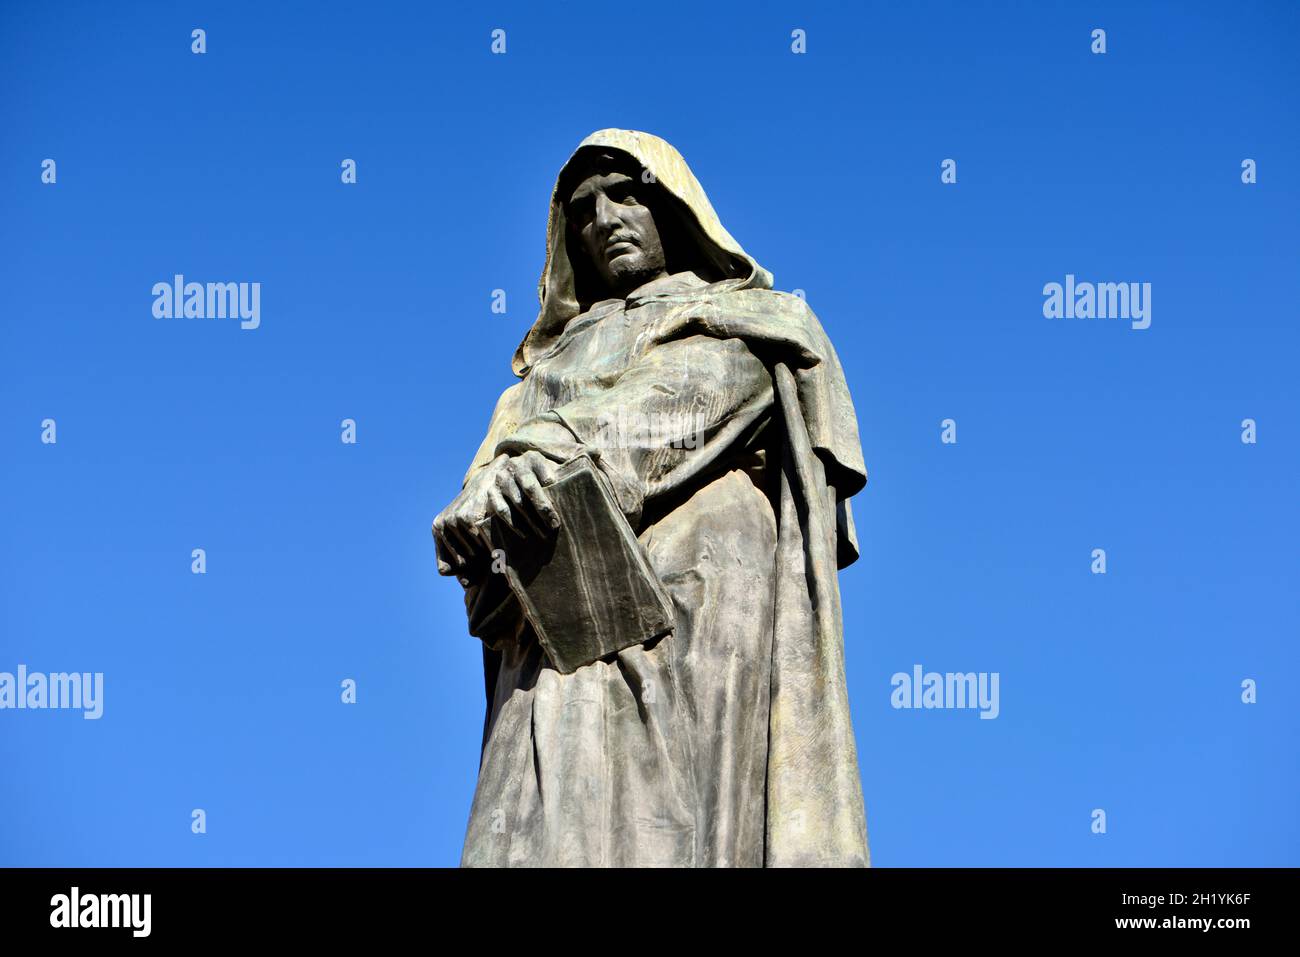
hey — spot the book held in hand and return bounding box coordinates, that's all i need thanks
[467,454,676,674]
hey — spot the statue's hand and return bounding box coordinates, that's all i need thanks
[432,451,561,582]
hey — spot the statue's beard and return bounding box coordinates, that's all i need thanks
[599,250,667,297]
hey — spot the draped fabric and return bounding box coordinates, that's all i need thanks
[455,130,869,866]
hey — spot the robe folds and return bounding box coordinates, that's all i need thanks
[453,130,870,867]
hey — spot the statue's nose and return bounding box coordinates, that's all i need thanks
[594,193,622,230]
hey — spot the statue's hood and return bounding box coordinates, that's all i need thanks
[512,129,774,377]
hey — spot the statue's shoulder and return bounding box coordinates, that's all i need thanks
[715,283,812,313]
[712,284,827,336]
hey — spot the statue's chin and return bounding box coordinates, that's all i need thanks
[602,257,664,297]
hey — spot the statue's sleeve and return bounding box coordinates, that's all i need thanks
[461,381,526,487]
[492,334,772,526]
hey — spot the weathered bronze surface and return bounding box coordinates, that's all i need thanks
[433,129,870,867]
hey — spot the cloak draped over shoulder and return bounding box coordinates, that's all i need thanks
[456,130,869,867]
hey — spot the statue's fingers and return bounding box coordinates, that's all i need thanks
[491,468,545,536]
[494,464,526,510]
[522,450,559,487]
[495,460,549,536]
[485,488,519,537]
[516,470,560,530]
[445,519,482,571]
[434,541,460,576]
[430,518,450,573]
[432,522,465,574]
[509,484,550,538]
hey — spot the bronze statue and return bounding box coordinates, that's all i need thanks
[433,129,870,867]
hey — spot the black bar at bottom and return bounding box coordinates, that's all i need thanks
[0,867,1285,942]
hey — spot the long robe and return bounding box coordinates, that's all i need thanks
[452,129,869,867]
[458,270,869,866]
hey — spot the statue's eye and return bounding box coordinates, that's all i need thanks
[568,198,594,222]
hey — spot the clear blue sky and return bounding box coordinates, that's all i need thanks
[1,0,1295,867]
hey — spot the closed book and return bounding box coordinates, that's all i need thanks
[467,454,675,674]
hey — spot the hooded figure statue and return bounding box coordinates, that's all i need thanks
[434,129,870,867]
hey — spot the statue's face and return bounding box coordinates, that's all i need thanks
[566,170,669,297]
